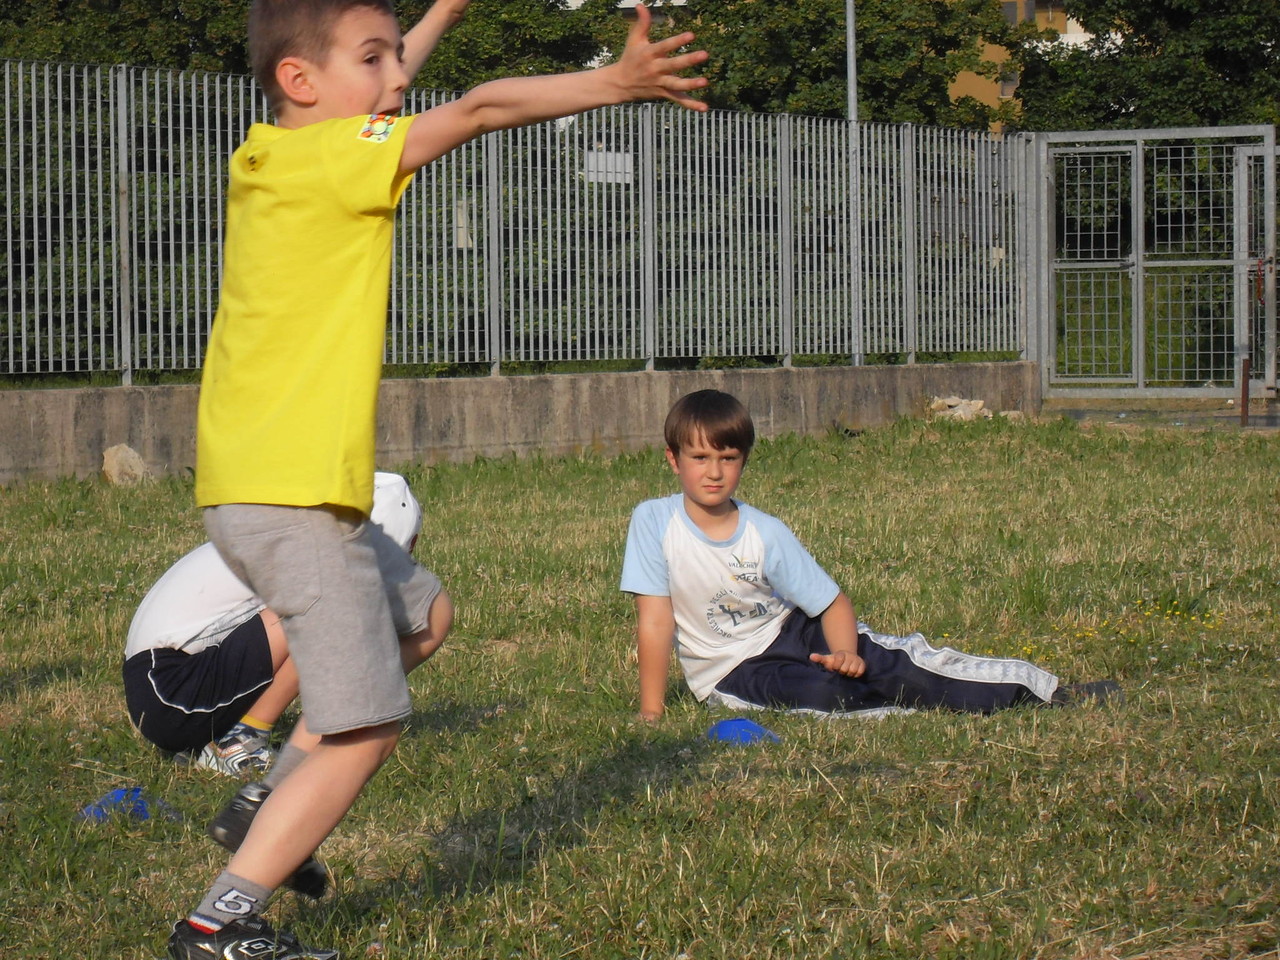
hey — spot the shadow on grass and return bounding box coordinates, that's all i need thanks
[401,698,523,738]
[0,658,88,703]
[350,731,709,908]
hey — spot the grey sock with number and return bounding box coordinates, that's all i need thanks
[188,871,272,931]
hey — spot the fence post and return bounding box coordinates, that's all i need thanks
[113,65,133,385]
[778,115,794,366]
[1264,126,1277,393]
[1023,133,1047,388]
[850,117,864,366]
[900,123,918,363]
[640,104,657,370]
[483,131,503,376]
[1234,143,1253,400]
[1131,138,1146,391]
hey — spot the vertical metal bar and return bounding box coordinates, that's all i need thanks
[641,105,657,369]
[1018,133,1034,360]
[1261,128,1277,391]
[713,114,726,357]
[55,65,69,371]
[174,70,187,371]
[577,114,587,360]
[1023,134,1042,369]
[571,115,580,361]
[20,64,31,371]
[850,108,863,363]
[722,114,732,357]
[796,117,808,356]
[1042,139,1073,389]
[114,66,133,384]
[546,120,557,362]
[1131,141,1145,389]
[974,135,986,352]
[778,115,794,365]
[196,72,210,369]
[3,63,13,372]
[901,124,918,362]
[484,131,502,375]
[508,127,521,364]
[1263,127,1277,391]
[95,67,110,374]
[137,70,151,372]
[703,112,713,358]
[3,63,10,372]
[1234,143,1252,397]
[40,64,54,371]
[466,133,481,363]
[860,122,872,355]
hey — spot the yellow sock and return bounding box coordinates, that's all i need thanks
[238,714,273,733]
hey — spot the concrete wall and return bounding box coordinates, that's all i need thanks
[0,362,1040,484]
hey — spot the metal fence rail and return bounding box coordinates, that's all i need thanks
[1,59,1032,380]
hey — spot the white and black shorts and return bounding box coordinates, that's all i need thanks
[122,615,274,753]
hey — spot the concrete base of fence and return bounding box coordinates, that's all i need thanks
[0,363,1040,484]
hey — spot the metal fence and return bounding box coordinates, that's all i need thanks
[1,59,1032,381]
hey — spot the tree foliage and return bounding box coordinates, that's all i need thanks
[0,1,605,83]
[0,0,1059,130]
[591,0,1020,128]
[0,1,252,72]
[1011,0,1280,130]
[411,0,606,90]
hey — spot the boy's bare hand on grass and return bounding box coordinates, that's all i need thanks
[810,649,867,678]
[614,3,710,111]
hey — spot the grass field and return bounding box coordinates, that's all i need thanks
[1,415,1278,959]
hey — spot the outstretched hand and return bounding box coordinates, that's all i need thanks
[614,3,709,111]
[436,0,472,18]
[810,649,867,678]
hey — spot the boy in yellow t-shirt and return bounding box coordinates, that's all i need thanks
[176,1,709,957]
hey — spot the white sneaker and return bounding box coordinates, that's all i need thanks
[182,723,275,778]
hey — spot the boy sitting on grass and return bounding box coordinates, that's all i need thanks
[171,0,708,957]
[621,390,1120,722]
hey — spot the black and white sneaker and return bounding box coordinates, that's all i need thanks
[166,916,338,959]
[190,723,276,779]
[208,783,331,900]
[208,782,271,849]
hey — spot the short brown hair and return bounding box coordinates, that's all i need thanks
[249,0,396,111]
[664,390,755,458]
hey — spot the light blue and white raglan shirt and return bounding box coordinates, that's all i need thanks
[621,494,1060,714]
[620,494,841,701]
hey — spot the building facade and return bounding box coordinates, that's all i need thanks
[949,0,1089,127]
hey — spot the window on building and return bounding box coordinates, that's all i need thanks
[1003,1,1034,23]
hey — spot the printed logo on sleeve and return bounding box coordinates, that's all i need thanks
[358,113,398,143]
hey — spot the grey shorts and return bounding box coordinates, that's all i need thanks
[203,503,443,735]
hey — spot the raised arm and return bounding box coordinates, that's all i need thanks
[635,593,676,722]
[809,591,867,677]
[399,3,708,172]
[402,0,471,78]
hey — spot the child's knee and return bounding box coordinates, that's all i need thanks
[430,590,454,640]
[321,720,402,764]
[401,591,452,672]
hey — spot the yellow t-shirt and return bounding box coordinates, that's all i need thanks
[195,113,415,513]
